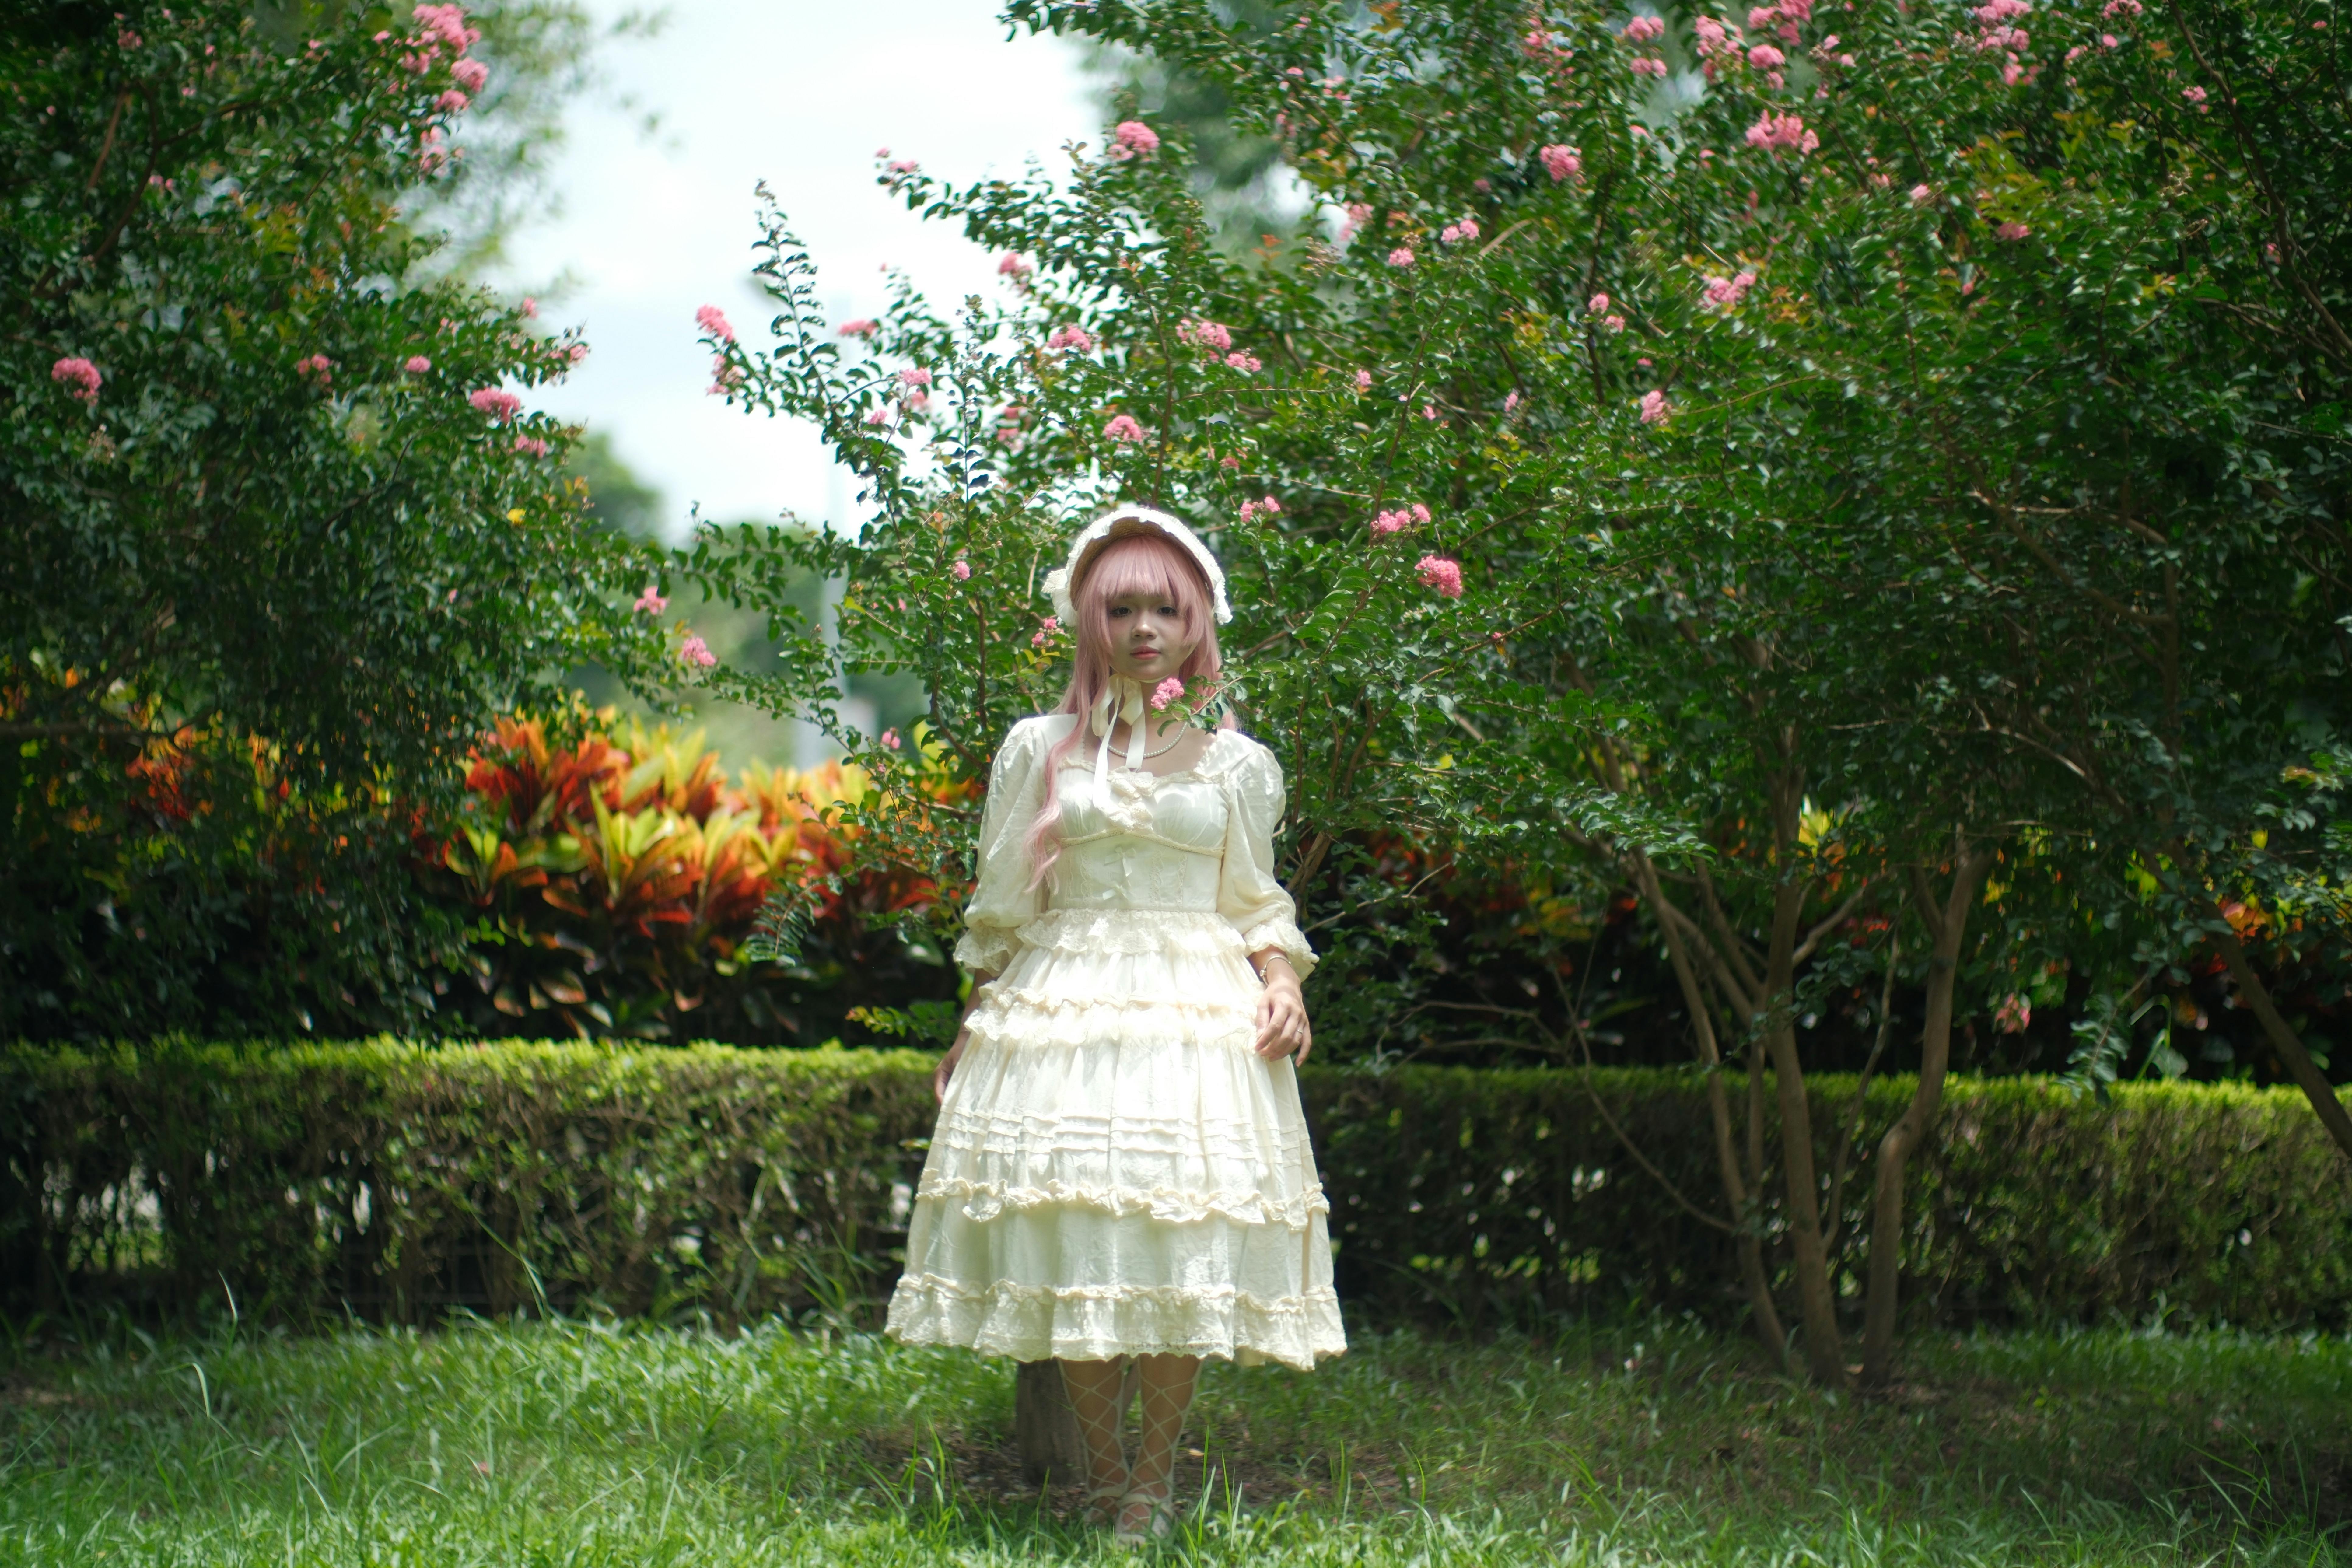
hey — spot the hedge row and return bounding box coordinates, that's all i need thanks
[6,1041,2350,1333]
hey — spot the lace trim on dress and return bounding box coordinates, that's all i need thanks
[914,1173,1330,1228]
[954,925,1023,975]
[1236,917,1318,979]
[1012,907,1249,959]
[887,1272,1347,1370]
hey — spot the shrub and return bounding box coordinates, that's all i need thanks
[8,1044,2348,1336]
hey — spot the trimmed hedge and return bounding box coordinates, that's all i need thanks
[5,1042,2350,1332]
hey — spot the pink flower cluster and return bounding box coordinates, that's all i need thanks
[879,728,902,751]
[696,305,736,343]
[513,434,548,457]
[1910,183,1937,205]
[2102,0,2142,12]
[1240,495,1283,523]
[951,558,972,581]
[51,356,101,403]
[1749,0,1812,39]
[404,354,432,373]
[1109,120,1160,160]
[1416,555,1465,597]
[435,89,470,113]
[1624,14,1667,41]
[1692,15,1742,73]
[1969,0,2033,79]
[1373,503,1431,535]
[679,634,717,669]
[1148,676,1186,711]
[1031,615,1061,649]
[1996,220,2031,240]
[1048,324,1095,352]
[708,358,745,397]
[1703,269,1759,308]
[997,253,1032,279]
[469,387,520,422]
[898,368,933,388]
[1630,55,1671,76]
[836,319,878,339]
[1104,414,1146,443]
[1638,389,1671,424]
[1339,202,1374,242]
[296,353,335,385]
[1225,352,1263,373]
[1388,247,1416,268]
[1993,994,2031,1034]
[1745,112,1818,154]
[1354,368,1374,391]
[2182,84,2209,107]
[634,587,667,615]
[413,5,481,53]
[1180,319,1234,352]
[452,57,488,92]
[1440,218,1481,244]
[1540,144,1583,182]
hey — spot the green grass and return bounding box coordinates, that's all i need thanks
[3,1312,2349,1565]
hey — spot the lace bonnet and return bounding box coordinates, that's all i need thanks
[1042,505,1233,626]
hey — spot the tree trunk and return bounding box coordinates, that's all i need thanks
[1629,850,1792,1370]
[2206,918,2352,1164]
[1858,845,1994,1388]
[1014,1360,1083,1484]
[1761,868,1846,1387]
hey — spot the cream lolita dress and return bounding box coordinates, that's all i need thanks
[884,710,1347,1371]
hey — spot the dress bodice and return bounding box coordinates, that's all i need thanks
[1044,765,1228,914]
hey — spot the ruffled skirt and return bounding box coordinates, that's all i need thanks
[885,907,1346,1371]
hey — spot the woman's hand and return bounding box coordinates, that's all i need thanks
[933,1028,970,1103]
[1249,952,1312,1066]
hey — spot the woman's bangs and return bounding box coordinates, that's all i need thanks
[1085,536,1208,630]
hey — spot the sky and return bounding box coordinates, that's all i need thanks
[494,1,1102,541]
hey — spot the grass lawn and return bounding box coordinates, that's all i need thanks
[3,1314,2349,1565]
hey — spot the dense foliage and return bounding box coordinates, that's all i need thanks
[11,1040,2348,1337]
[0,1,676,1037]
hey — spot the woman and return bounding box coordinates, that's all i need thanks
[885,505,1346,1544]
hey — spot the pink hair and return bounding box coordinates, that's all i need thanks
[1023,531,1228,887]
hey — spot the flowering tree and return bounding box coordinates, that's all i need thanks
[681,0,2350,1381]
[1,2,673,1036]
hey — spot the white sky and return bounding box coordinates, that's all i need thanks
[496,1,1100,540]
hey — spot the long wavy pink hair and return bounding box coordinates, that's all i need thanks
[1023,531,1228,887]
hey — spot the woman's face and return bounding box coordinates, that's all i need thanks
[1104,590,1199,686]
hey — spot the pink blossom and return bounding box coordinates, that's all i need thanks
[1355,369,1374,391]
[1238,495,1282,523]
[679,634,718,669]
[1748,42,1786,67]
[1631,55,1671,75]
[1109,120,1160,160]
[1225,352,1263,373]
[1149,677,1186,711]
[413,4,481,54]
[2182,84,2207,103]
[837,319,878,338]
[51,356,101,403]
[1638,389,1671,424]
[997,253,1032,278]
[452,57,488,91]
[1703,269,1759,308]
[1625,14,1667,40]
[404,355,432,373]
[1372,510,1409,535]
[1604,314,1626,333]
[898,389,929,414]
[2100,32,2120,46]
[1416,555,1465,597]
[1220,455,1241,469]
[566,343,590,364]
[634,587,668,615]
[2001,58,2026,84]
[1996,221,2031,240]
[513,434,548,457]
[1181,319,1234,352]
[1048,324,1094,352]
[119,26,141,45]
[1589,292,1612,314]
[696,305,736,343]
[951,558,972,581]
[1540,144,1584,182]
[469,387,521,422]
[898,368,933,388]
[863,408,890,426]
[1411,503,1432,524]
[1503,391,1521,415]
[1422,404,1439,421]
[1744,112,1819,154]
[2101,0,2140,14]
[296,354,334,385]
[1104,414,1146,443]
[1388,247,1416,268]
[885,159,918,175]
[1031,615,1061,648]
[1910,183,1936,204]
[436,89,470,112]
[1993,994,2031,1033]
[1442,217,1481,243]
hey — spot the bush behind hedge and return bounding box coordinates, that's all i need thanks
[6,1042,2349,1334]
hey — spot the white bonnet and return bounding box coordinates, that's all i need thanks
[1041,504,1233,626]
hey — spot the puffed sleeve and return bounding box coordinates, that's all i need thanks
[953,720,1048,974]
[1216,739,1318,979]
